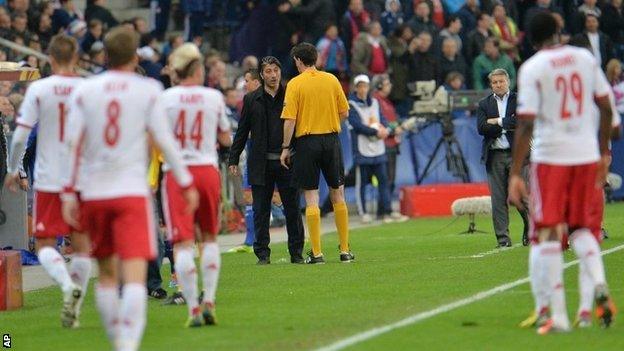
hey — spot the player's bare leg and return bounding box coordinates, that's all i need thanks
[570,228,617,328]
[95,256,120,345]
[200,231,220,325]
[35,237,82,328]
[68,232,92,327]
[174,239,202,327]
[117,258,148,351]
[536,226,570,335]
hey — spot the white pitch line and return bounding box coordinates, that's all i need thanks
[314,244,624,351]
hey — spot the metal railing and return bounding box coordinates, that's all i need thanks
[0,37,92,76]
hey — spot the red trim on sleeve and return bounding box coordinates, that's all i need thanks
[594,93,610,103]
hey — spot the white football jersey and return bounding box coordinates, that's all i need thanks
[517,45,611,165]
[156,85,230,169]
[65,71,192,200]
[16,75,84,192]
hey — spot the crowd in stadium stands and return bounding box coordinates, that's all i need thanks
[2,0,624,227]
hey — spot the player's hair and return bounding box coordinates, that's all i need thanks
[104,26,139,68]
[176,59,202,80]
[529,12,558,47]
[488,68,509,82]
[48,34,78,65]
[290,42,317,67]
[245,68,261,82]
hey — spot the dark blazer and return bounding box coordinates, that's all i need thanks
[476,92,517,165]
[571,31,615,69]
[228,86,287,186]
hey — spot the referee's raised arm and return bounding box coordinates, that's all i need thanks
[279,42,354,264]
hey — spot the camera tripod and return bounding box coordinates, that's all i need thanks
[416,117,470,185]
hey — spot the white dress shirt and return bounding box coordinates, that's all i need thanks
[490,91,511,150]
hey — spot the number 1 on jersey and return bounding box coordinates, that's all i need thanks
[58,102,66,142]
[174,110,203,149]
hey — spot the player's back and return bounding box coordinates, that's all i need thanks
[160,85,228,168]
[71,71,163,200]
[17,75,83,192]
[517,45,611,165]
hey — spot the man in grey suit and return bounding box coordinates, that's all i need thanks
[477,68,529,247]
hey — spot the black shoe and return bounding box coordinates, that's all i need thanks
[256,258,271,265]
[340,251,355,263]
[148,288,167,299]
[522,235,529,247]
[162,291,186,305]
[496,242,512,248]
[290,256,305,264]
[305,251,325,264]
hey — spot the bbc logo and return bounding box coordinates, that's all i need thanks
[2,334,10,348]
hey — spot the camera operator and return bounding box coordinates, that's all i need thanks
[477,68,529,248]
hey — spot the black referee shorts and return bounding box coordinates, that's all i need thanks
[293,133,345,190]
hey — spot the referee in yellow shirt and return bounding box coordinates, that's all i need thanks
[280,42,354,264]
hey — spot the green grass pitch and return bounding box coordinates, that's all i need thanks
[2,203,624,350]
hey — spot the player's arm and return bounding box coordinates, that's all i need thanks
[228,94,251,166]
[5,86,38,191]
[280,82,298,150]
[216,100,232,148]
[335,77,349,121]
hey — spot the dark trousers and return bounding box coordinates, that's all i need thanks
[355,162,392,217]
[150,0,170,41]
[186,11,205,41]
[486,149,529,245]
[251,160,304,260]
[147,202,165,291]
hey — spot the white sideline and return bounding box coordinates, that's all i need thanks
[314,244,624,351]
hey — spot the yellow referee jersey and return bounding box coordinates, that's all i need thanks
[281,70,349,137]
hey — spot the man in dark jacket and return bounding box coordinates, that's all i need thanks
[476,68,528,248]
[409,31,437,83]
[85,0,118,30]
[571,13,615,69]
[228,56,304,265]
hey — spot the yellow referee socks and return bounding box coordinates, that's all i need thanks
[333,201,349,252]
[305,206,322,257]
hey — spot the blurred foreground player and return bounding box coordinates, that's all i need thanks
[5,34,92,329]
[159,43,231,327]
[510,13,617,334]
[61,27,198,351]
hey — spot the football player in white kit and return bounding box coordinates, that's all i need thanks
[509,13,617,334]
[157,43,232,327]
[61,27,198,351]
[5,34,91,329]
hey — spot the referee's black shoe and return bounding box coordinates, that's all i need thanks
[305,251,325,264]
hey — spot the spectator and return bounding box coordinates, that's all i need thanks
[351,21,389,76]
[341,0,371,63]
[600,0,624,60]
[456,0,479,39]
[85,0,118,30]
[381,0,403,36]
[422,0,445,29]
[490,4,520,63]
[10,11,31,44]
[161,34,184,65]
[278,0,335,43]
[606,58,623,86]
[51,0,81,34]
[407,1,437,36]
[371,73,407,199]
[0,6,10,37]
[444,71,465,91]
[132,16,149,34]
[181,0,212,40]
[137,45,163,80]
[553,11,571,45]
[80,18,102,53]
[206,59,228,91]
[67,19,87,42]
[572,0,602,34]
[316,24,348,79]
[387,24,414,114]
[572,13,615,69]
[234,55,259,92]
[409,31,438,84]
[150,0,171,41]
[33,11,53,49]
[464,13,491,66]
[439,15,463,52]
[472,38,515,90]
[88,41,106,74]
[438,37,467,86]
[37,1,53,17]
[348,74,393,224]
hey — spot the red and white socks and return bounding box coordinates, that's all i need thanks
[38,246,74,294]
[540,241,570,329]
[175,247,200,316]
[118,283,147,351]
[201,243,220,307]
[95,284,119,343]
